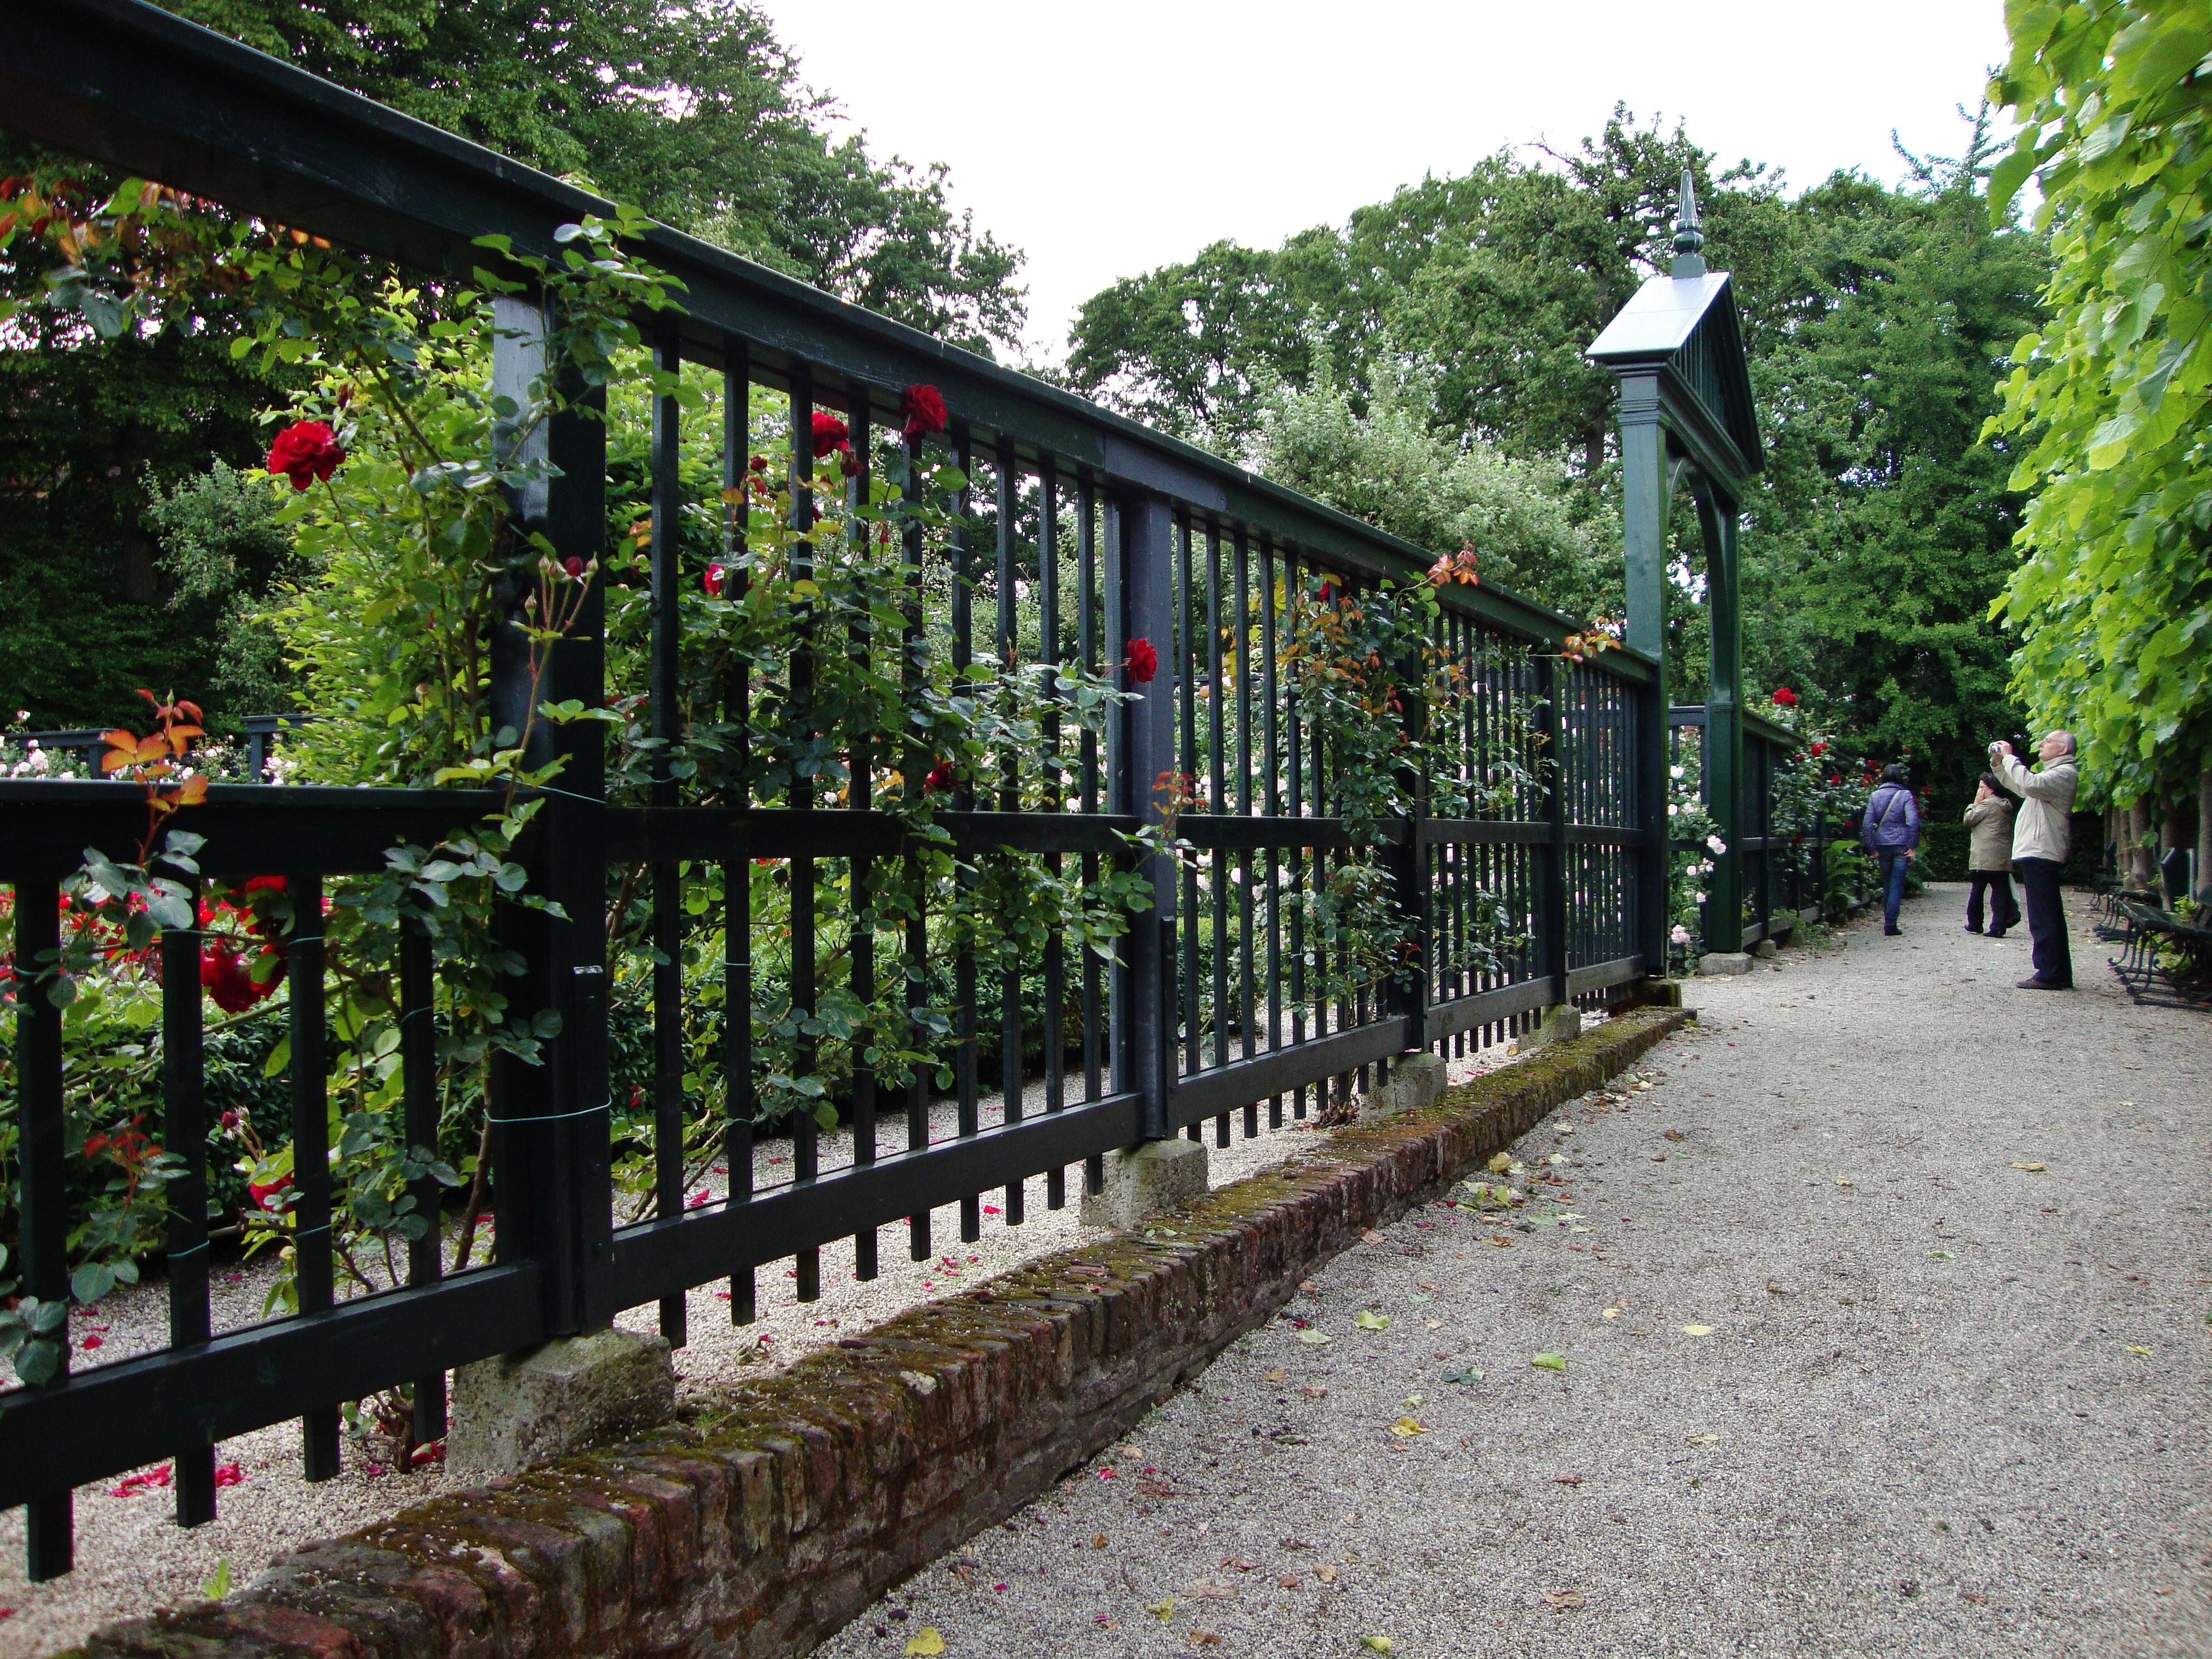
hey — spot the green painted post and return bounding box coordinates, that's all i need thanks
[1695,484,1743,956]
[1618,371,1672,975]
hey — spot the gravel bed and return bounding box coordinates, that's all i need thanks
[0,1030,1532,1653]
[813,887,2212,1659]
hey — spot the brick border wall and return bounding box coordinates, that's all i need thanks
[66,1007,1691,1659]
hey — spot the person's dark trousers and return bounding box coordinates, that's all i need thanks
[2015,857,2073,986]
[1878,848,1910,930]
[1966,871,2020,935]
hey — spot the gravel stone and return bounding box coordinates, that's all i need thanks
[813,888,2212,1658]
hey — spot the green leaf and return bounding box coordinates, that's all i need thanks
[1532,1351,1567,1371]
[263,1035,293,1078]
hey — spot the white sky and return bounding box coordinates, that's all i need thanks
[758,0,2013,363]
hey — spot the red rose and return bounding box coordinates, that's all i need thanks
[201,941,285,1014]
[811,410,849,453]
[1771,687,1799,707]
[749,455,769,473]
[247,1171,293,1211]
[924,762,956,794]
[1124,638,1159,685]
[562,556,586,580]
[241,876,287,895]
[703,562,727,598]
[838,447,862,478]
[266,421,345,492]
[901,383,948,441]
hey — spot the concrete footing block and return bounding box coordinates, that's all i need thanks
[450,1327,676,1475]
[1752,938,1779,959]
[1699,951,1755,977]
[1358,1052,1448,1121]
[1079,1137,1209,1229]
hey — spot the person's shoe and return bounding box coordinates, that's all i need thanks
[1884,924,1902,936]
[2016,977,2071,990]
[1987,930,2008,940]
[1964,925,1983,934]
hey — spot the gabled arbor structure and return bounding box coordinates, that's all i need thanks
[1588,174,1766,961]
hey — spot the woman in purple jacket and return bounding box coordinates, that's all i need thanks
[1861,764,1921,936]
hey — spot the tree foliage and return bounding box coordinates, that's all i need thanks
[1068,105,2048,804]
[1985,0,2212,808]
[161,0,1025,350]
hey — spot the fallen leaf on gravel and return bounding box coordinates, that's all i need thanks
[1360,1638,1394,1653]
[1299,1279,1319,1293]
[1442,1368,1484,1385]
[1424,1318,1444,1329]
[1543,1590,1587,1611]
[1486,1236,1514,1248]
[2009,1161,2047,1172]
[1298,1330,1332,1345]
[1315,1564,1339,1584]
[952,1561,977,1585]
[1601,1307,1621,1319]
[1278,1574,1300,1589]
[1959,1592,1989,1605]
[1553,1473,1582,1485]
[1357,1311,1391,1331]
[1093,1535,1108,1549]
[1191,1635,1221,1647]
[1388,1416,1428,1438]
[1263,1369,1285,1383]
[1532,1352,1567,1371]
[1137,1475,1175,1497]
[1681,1324,1714,1337]
[1687,1433,1720,1444]
[1302,1384,1329,1397]
[1362,1229,1385,1243]
[1663,1129,1686,1142]
[1929,1251,1954,1260]
[1281,1537,1314,1550]
[1835,1177,1853,1188]
[904,1630,946,1656]
[1186,1584,1235,1600]
[1147,1597,1176,1621]
[1766,1282,1793,1296]
[1488,1152,1512,1172]
[2127,1345,2152,1357]
[1221,1557,1256,1572]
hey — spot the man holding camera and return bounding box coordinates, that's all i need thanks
[1990,730,2080,990]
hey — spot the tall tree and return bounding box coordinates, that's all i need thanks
[162,0,1026,350]
[1985,0,2212,820]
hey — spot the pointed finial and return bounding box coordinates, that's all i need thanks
[1671,168,1707,278]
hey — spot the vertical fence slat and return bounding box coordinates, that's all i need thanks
[721,344,757,1324]
[160,901,216,1526]
[14,875,74,1578]
[650,320,688,1345]
[397,915,445,1447]
[787,367,820,1303]
[290,874,338,1477]
[847,390,879,1280]
[1037,456,1067,1210]
[993,441,1025,1227]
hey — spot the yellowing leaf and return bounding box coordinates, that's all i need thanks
[1835,1177,1854,1188]
[1487,1152,1512,1173]
[1361,1639,1395,1653]
[2126,1345,2152,1357]
[1387,1416,1427,1438]
[1298,1329,1332,1345]
[1147,1597,1176,1621]
[1681,1324,1714,1337]
[2010,1161,2048,1172]
[1532,1352,1566,1371]
[1601,1307,1621,1319]
[904,1629,946,1657]
[1356,1310,1391,1331]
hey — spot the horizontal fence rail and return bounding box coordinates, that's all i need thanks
[1,0,1666,1579]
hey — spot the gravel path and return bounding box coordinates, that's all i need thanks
[817,886,2212,1659]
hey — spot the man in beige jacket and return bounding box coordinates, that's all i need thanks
[1990,730,2080,990]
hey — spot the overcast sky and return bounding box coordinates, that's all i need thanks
[757,1,2013,363]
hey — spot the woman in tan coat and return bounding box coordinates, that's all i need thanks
[1964,773,2020,937]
